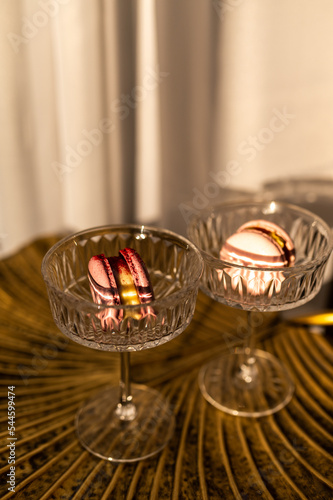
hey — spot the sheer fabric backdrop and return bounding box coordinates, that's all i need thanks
[1,0,333,257]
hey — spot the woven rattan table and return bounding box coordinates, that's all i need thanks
[0,236,332,499]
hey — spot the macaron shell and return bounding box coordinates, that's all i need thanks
[218,219,295,299]
[220,230,287,268]
[88,254,121,305]
[237,219,295,266]
[119,248,155,304]
[237,219,292,245]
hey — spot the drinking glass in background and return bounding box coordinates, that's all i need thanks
[263,177,333,318]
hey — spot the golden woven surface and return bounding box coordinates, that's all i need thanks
[0,236,332,499]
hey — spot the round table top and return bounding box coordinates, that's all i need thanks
[0,236,332,499]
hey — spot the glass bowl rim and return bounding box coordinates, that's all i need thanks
[41,223,204,311]
[187,200,333,274]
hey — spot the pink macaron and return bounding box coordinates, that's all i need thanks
[88,248,155,329]
[220,220,295,268]
[219,220,295,297]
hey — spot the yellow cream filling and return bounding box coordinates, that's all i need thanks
[269,231,284,250]
[119,284,140,306]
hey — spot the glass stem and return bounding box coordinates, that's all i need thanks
[238,310,258,385]
[115,352,137,421]
[244,310,256,353]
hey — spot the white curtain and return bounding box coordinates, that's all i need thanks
[1,0,333,257]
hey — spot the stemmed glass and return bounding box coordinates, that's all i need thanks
[188,200,333,417]
[42,224,203,461]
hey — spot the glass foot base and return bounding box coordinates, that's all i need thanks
[76,384,175,462]
[199,349,294,417]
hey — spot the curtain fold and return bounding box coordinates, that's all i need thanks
[213,0,333,189]
[1,0,333,258]
[156,0,218,236]
[135,0,161,223]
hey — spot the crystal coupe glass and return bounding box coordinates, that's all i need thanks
[188,201,333,417]
[42,224,203,461]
